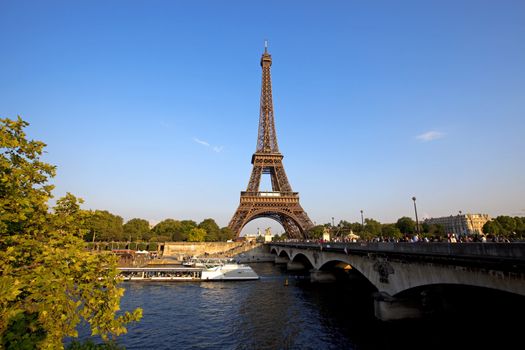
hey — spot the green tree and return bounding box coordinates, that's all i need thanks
[187,227,207,242]
[349,222,364,234]
[483,220,502,235]
[84,210,124,242]
[123,218,150,242]
[0,117,141,349]
[396,217,415,235]
[364,218,382,238]
[307,225,326,239]
[337,220,362,236]
[178,220,197,241]
[381,224,402,239]
[151,219,181,241]
[149,219,199,242]
[422,222,445,237]
[514,217,525,237]
[199,218,220,242]
[494,216,516,235]
[218,227,235,241]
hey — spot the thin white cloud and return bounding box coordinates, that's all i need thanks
[416,131,445,142]
[193,138,224,154]
[193,138,210,147]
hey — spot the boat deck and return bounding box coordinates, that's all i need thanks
[117,265,259,281]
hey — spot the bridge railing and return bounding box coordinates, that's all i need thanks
[269,242,525,268]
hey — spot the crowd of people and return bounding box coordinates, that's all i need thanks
[284,232,518,244]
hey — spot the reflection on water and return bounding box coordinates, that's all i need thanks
[77,263,523,350]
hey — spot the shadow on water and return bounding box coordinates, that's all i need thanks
[71,263,524,350]
[265,263,525,350]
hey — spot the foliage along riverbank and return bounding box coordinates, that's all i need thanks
[1,117,141,349]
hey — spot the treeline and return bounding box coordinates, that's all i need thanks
[305,215,525,240]
[482,216,525,237]
[83,210,525,243]
[306,217,445,240]
[82,210,235,242]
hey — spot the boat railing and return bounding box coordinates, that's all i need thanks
[183,257,236,268]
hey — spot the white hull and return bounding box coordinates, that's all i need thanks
[201,264,259,281]
[118,263,259,282]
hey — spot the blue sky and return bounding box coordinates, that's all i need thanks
[1,0,524,234]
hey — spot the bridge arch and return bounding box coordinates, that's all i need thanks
[318,258,378,289]
[391,276,525,299]
[394,282,521,299]
[394,283,525,319]
[290,252,314,270]
[318,258,354,271]
[277,249,291,260]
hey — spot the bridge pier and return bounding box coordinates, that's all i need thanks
[310,270,337,283]
[286,261,306,271]
[274,256,289,264]
[373,292,423,321]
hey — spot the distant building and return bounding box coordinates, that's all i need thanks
[424,213,490,236]
[322,227,331,241]
[243,234,258,243]
[264,227,273,243]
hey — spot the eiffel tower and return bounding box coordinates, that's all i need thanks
[228,44,314,239]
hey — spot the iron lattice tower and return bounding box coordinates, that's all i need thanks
[228,45,314,239]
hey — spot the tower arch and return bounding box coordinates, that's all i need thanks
[237,208,306,238]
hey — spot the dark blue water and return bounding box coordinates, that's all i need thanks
[116,263,372,350]
[78,263,522,349]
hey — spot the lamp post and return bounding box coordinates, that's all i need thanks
[412,197,420,235]
[458,210,463,236]
[332,217,335,227]
[360,210,364,230]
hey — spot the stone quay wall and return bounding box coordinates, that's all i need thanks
[161,242,273,262]
[163,242,244,257]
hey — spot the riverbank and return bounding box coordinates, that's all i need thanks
[117,242,275,267]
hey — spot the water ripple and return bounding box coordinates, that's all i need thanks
[73,263,524,350]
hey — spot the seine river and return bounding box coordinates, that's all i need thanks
[81,263,521,350]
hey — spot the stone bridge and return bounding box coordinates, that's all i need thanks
[269,242,525,320]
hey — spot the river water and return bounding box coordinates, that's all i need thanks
[82,263,522,350]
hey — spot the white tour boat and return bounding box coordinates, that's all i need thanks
[118,263,259,282]
[201,263,260,281]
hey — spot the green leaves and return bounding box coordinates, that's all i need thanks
[1,117,142,349]
[122,218,150,242]
[187,227,207,242]
[83,211,124,242]
[395,217,416,235]
[198,218,220,242]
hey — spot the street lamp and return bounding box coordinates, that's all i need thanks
[332,217,335,227]
[458,210,463,236]
[360,210,364,229]
[412,197,420,235]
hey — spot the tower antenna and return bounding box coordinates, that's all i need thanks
[264,39,268,53]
